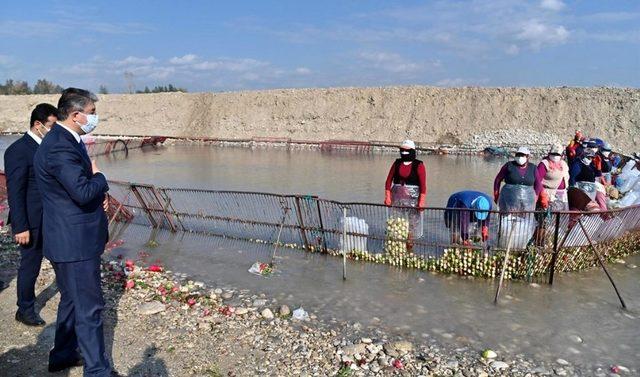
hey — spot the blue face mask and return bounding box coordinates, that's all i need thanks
[76,113,99,134]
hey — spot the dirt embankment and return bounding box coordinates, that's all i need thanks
[1,87,638,152]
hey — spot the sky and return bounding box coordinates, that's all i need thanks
[0,0,639,92]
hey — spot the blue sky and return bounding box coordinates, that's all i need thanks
[1,0,639,92]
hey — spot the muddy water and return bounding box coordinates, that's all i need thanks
[113,223,640,371]
[2,137,639,370]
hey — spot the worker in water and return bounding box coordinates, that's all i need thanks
[493,146,542,212]
[593,142,613,185]
[566,130,584,165]
[536,144,570,211]
[384,139,426,238]
[569,149,599,186]
[584,139,599,157]
[444,191,492,245]
[569,149,607,210]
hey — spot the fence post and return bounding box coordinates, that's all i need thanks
[159,189,186,232]
[151,187,177,232]
[130,185,158,227]
[548,212,561,285]
[294,197,310,250]
[315,199,328,253]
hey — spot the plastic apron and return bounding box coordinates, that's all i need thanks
[390,184,424,239]
[551,189,568,211]
[498,184,536,213]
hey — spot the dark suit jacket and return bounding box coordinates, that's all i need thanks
[34,124,109,262]
[4,133,42,235]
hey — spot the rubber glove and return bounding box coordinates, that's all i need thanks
[539,191,550,209]
[418,193,426,211]
[481,225,489,242]
[384,190,392,206]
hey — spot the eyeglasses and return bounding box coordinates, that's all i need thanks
[515,153,528,157]
[549,153,562,157]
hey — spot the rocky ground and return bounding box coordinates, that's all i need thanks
[0,229,633,377]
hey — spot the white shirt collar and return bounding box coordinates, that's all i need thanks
[26,130,42,144]
[56,122,81,143]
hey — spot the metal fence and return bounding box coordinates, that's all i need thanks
[102,180,640,282]
[2,166,638,282]
[84,136,167,158]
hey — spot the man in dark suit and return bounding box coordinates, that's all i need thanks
[34,88,116,376]
[4,103,58,326]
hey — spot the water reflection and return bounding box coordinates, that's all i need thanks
[95,144,507,205]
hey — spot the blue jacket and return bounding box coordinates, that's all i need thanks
[34,124,109,262]
[569,160,600,186]
[444,190,492,240]
[4,133,42,234]
[446,190,492,211]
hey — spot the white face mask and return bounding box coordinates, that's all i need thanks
[602,151,611,158]
[549,155,561,162]
[515,156,527,165]
[582,158,592,165]
[35,123,51,138]
[75,112,99,134]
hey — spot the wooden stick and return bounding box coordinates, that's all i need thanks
[578,218,627,310]
[494,220,517,304]
[269,207,289,267]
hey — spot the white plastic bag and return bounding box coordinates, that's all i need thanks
[340,216,369,253]
[617,170,640,193]
[621,160,636,174]
[498,215,536,249]
[619,191,639,207]
[292,307,309,321]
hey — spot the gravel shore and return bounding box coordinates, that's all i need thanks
[0,229,629,376]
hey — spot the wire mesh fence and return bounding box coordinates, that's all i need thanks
[2,167,638,282]
[100,181,640,282]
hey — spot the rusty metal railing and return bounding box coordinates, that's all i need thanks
[83,136,167,158]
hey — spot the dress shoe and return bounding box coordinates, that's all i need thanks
[0,279,9,290]
[48,356,84,372]
[15,310,45,326]
[110,371,124,376]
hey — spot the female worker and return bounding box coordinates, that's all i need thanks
[536,144,570,211]
[566,130,584,165]
[444,191,492,245]
[384,140,426,238]
[594,142,613,185]
[493,146,543,212]
[569,149,607,210]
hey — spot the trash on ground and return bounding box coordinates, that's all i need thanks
[248,261,274,277]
